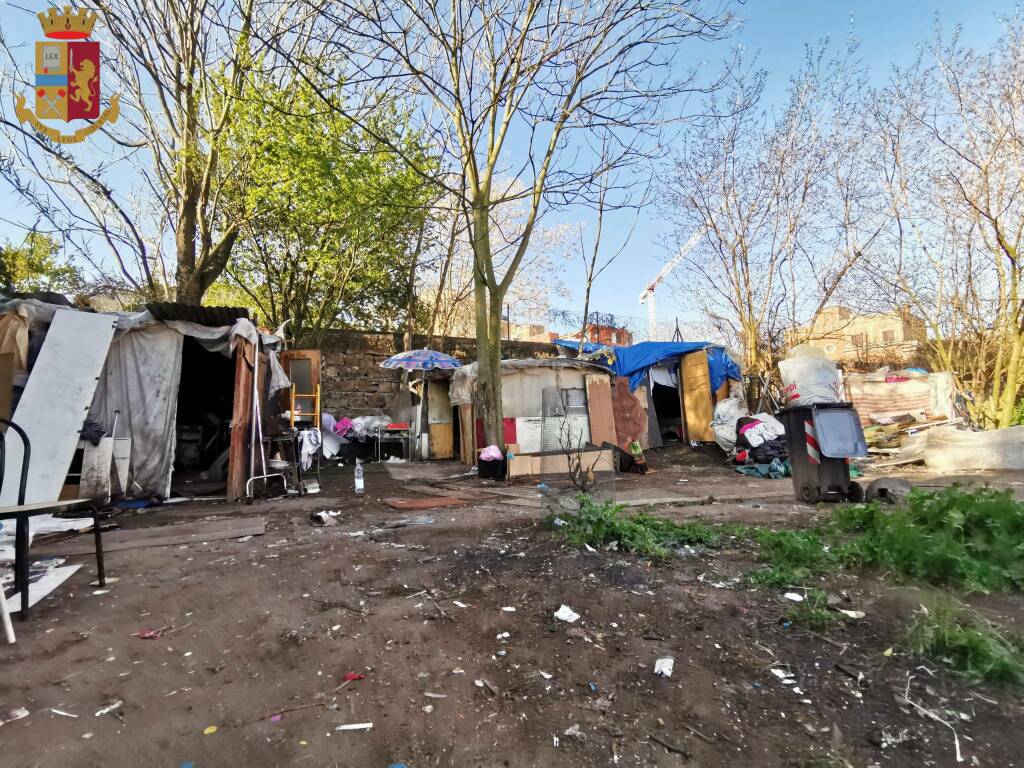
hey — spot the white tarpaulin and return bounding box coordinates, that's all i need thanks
[88,323,184,498]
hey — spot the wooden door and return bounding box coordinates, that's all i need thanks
[679,351,714,442]
[427,380,454,459]
[585,374,616,447]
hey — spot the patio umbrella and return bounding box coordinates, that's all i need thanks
[380,348,462,371]
[380,349,461,460]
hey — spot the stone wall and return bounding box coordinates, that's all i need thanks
[318,330,557,416]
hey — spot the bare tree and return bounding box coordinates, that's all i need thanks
[666,45,866,381]
[307,0,734,446]
[862,18,1024,427]
[0,0,320,302]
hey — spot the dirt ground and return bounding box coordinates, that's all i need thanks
[2,445,1023,767]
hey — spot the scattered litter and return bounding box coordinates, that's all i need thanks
[496,632,510,640]
[783,592,804,602]
[336,722,374,731]
[343,672,366,683]
[564,723,587,742]
[838,609,866,620]
[553,735,560,748]
[552,517,567,527]
[540,671,553,680]
[50,709,78,718]
[310,511,338,526]
[423,692,447,699]
[202,725,218,735]
[654,657,675,678]
[583,543,597,553]
[422,704,434,714]
[270,714,283,722]
[883,647,894,657]
[94,701,122,717]
[134,627,165,639]
[91,589,110,596]
[0,707,29,725]
[501,606,516,612]
[554,605,580,623]
[81,732,93,739]
[474,678,499,696]
[453,601,469,608]
[451,667,465,675]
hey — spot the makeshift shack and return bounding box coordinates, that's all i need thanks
[0,298,288,507]
[448,359,618,477]
[552,340,743,447]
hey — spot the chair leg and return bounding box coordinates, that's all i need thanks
[0,586,14,644]
[93,510,106,587]
[15,515,28,619]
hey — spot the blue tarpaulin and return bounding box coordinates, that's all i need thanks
[552,339,742,392]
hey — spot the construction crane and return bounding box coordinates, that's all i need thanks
[638,227,705,340]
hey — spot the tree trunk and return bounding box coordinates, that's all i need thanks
[578,280,593,354]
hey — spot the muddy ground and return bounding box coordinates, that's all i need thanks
[1,445,1022,767]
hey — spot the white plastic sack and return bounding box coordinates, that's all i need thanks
[778,345,843,406]
[711,397,749,453]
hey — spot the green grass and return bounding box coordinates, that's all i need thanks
[746,528,836,587]
[830,486,1024,593]
[559,486,1024,594]
[785,588,843,630]
[554,495,725,559]
[907,604,1024,685]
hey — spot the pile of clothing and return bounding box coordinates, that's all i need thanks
[710,397,791,478]
[735,414,787,464]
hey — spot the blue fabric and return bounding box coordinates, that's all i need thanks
[552,338,742,392]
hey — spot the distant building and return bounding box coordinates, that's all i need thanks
[790,306,927,365]
[554,323,634,347]
[506,322,551,343]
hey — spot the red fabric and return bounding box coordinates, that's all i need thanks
[67,42,100,119]
[474,418,516,449]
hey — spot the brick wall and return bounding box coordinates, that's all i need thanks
[318,330,557,416]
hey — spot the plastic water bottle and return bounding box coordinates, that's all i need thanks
[354,459,365,495]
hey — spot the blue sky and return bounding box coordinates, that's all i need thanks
[562,0,1016,332]
[0,1,1015,326]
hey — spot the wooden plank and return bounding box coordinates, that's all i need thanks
[227,341,255,501]
[679,352,714,443]
[507,448,614,478]
[1,309,116,505]
[0,351,13,423]
[383,496,467,510]
[585,374,616,446]
[458,404,474,465]
[428,423,454,459]
[38,516,266,556]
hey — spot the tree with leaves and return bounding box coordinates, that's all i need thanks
[215,76,435,346]
[0,233,82,296]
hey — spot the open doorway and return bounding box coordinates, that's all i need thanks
[171,337,236,494]
[650,364,683,442]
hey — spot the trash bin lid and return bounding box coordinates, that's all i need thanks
[811,408,868,458]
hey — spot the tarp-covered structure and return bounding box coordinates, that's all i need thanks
[0,297,287,502]
[551,339,742,391]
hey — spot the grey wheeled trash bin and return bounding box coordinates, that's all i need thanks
[777,402,868,503]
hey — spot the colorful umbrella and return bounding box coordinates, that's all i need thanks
[380,348,463,371]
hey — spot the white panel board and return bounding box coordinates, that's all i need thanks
[7,564,81,612]
[1,309,117,505]
[514,417,543,453]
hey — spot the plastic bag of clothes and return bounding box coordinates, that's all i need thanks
[778,345,843,406]
[711,397,748,453]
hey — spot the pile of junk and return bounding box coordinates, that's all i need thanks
[713,345,869,504]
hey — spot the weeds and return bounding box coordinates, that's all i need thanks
[555,495,723,558]
[785,589,842,631]
[831,486,1024,593]
[746,528,835,587]
[907,604,1024,685]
